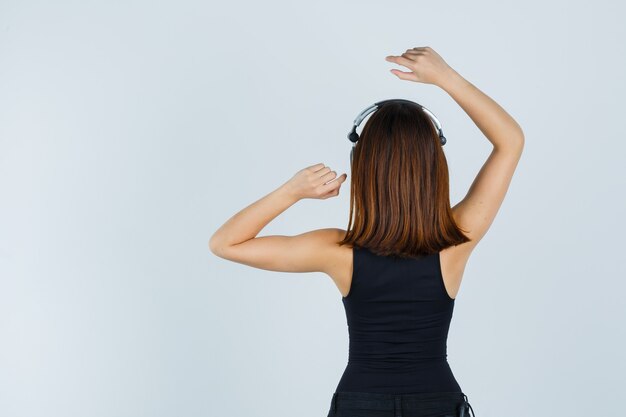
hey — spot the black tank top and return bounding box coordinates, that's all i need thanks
[334,245,462,394]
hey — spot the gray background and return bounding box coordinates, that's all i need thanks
[1,1,625,416]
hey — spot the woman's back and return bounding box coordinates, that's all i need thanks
[334,245,462,394]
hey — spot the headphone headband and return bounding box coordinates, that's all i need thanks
[347,99,447,163]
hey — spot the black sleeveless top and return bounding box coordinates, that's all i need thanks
[334,245,462,394]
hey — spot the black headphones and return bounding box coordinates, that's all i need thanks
[347,99,447,163]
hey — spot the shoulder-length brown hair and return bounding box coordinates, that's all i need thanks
[338,100,471,259]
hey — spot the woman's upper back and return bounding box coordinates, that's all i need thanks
[339,245,457,367]
[343,245,454,301]
[328,230,472,301]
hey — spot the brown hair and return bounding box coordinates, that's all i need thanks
[337,101,471,259]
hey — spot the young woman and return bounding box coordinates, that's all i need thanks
[210,46,524,417]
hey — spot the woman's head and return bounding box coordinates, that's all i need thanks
[338,101,470,258]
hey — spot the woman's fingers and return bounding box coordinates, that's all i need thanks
[385,55,415,69]
[390,69,417,80]
[308,162,326,172]
[386,47,444,84]
[387,53,419,80]
[318,169,337,185]
[320,173,347,198]
[286,164,347,200]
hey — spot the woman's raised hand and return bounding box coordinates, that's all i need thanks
[282,163,347,201]
[385,46,454,87]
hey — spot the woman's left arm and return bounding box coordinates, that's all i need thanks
[209,163,347,274]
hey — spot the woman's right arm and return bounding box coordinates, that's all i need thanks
[437,68,524,250]
[386,46,524,251]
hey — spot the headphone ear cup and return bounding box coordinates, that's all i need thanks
[348,131,359,143]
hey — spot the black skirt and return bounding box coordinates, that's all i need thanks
[326,390,476,417]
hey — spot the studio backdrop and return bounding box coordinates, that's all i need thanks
[1,1,625,417]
